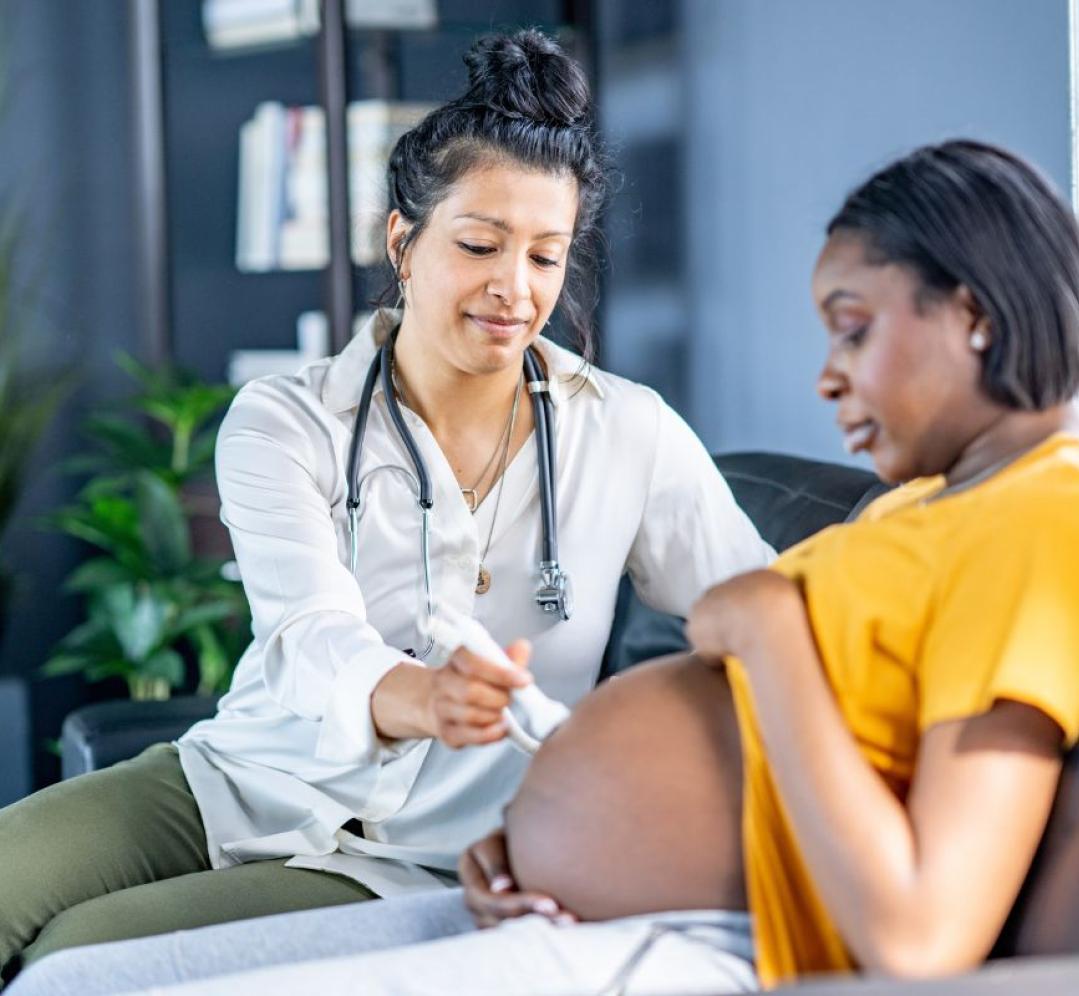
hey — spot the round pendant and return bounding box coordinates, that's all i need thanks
[475,565,492,595]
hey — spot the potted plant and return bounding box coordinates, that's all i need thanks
[40,355,249,700]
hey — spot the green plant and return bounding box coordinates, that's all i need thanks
[41,355,247,699]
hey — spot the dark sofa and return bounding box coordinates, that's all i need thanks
[58,451,1079,993]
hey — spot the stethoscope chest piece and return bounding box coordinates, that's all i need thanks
[536,564,573,622]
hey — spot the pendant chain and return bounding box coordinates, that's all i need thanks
[389,361,523,595]
[475,375,523,594]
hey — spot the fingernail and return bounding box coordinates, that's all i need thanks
[532,898,559,916]
[554,913,576,926]
[489,875,513,893]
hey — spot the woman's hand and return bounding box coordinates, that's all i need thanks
[459,828,576,928]
[686,569,802,663]
[370,639,532,748]
[425,640,533,749]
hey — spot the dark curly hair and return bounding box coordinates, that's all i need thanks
[383,28,610,359]
[828,140,1079,410]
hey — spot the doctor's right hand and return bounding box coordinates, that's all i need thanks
[459,828,575,928]
[425,639,533,748]
[371,639,532,749]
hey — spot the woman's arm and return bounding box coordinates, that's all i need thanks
[626,396,774,619]
[217,381,529,758]
[687,571,1063,977]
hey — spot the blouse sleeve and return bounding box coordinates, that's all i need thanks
[625,391,775,618]
[215,379,417,766]
[918,512,1079,746]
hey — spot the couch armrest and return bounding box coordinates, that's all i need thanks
[61,696,219,779]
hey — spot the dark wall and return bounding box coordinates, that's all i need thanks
[0,0,141,792]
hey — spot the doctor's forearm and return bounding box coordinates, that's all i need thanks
[370,663,437,740]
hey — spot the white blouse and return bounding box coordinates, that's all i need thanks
[177,310,773,895]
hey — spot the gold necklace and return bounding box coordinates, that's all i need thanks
[475,376,522,595]
[461,396,516,514]
[390,366,519,515]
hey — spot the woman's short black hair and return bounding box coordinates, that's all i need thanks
[384,29,610,359]
[827,140,1079,410]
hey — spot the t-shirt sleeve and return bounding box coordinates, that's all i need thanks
[918,511,1079,746]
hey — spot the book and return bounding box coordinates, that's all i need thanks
[203,0,437,51]
[348,101,432,266]
[236,101,287,271]
[235,100,433,273]
[203,0,305,50]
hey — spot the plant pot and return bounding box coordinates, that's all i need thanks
[128,674,174,702]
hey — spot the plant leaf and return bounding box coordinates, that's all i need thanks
[63,557,137,593]
[140,647,185,687]
[100,584,168,663]
[39,653,92,677]
[82,414,171,474]
[134,472,190,573]
[191,624,231,695]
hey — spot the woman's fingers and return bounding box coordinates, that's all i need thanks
[440,718,507,749]
[451,647,532,690]
[427,643,533,747]
[439,666,514,711]
[435,700,504,728]
[466,828,512,886]
[459,830,568,928]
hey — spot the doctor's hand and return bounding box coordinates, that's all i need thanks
[425,639,533,749]
[459,828,575,929]
[371,640,532,747]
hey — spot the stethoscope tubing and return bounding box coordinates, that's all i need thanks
[379,342,433,508]
[523,348,558,566]
[346,332,568,631]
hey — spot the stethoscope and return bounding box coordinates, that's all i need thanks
[345,335,573,659]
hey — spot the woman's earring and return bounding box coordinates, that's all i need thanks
[395,275,407,311]
[970,328,990,352]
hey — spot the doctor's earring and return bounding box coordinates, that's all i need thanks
[970,327,990,352]
[395,274,409,310]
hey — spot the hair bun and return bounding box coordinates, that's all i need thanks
[462,29,591,127]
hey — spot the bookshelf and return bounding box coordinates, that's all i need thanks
[130,0,593,384]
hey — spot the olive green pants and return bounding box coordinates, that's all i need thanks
[0,744,374,985]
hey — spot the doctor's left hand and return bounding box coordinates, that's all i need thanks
[372,640,533,749]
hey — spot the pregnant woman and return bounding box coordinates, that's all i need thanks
[14,140,1079,996]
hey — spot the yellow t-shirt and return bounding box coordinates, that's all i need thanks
[726,433,1079,987]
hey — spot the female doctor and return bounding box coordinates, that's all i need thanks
[0,28,771,982]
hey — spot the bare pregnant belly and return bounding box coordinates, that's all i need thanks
[504,654,746,921]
